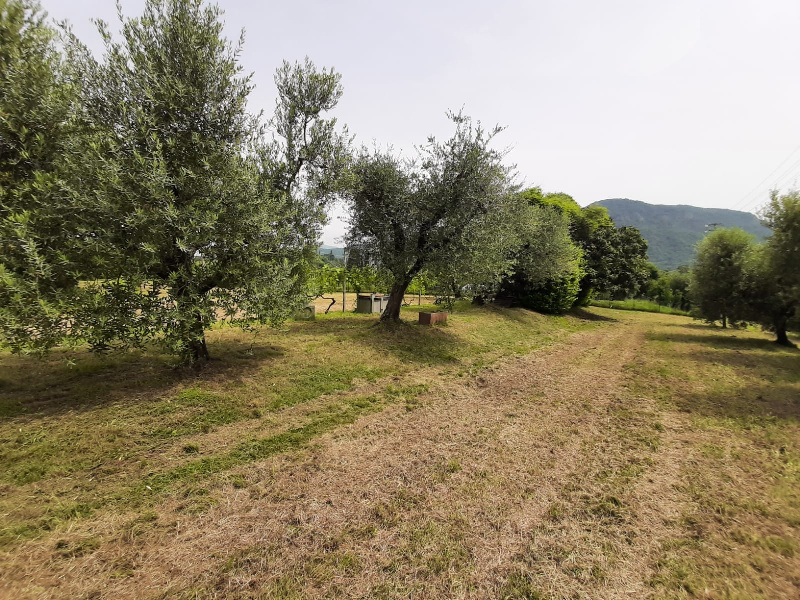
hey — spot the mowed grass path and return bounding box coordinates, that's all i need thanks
[1,306,798,599]
[0,304,591,550]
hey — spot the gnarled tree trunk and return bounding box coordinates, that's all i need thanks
[174,277,211,363]
[381,282,410,322]
[774,315,793,346]
[185,311,210,362]
[188,332,210,362]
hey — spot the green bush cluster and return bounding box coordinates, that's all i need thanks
[519,270,583,314]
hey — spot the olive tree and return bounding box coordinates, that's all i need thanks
[761,190,800,344]
[262,57,352,248]
[743,190,800,345]
[345,113,517,321]
[424,193,520,303]
[0,0,77,354]
[57,0,347,362]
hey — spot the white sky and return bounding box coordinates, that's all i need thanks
[44,0,800,245]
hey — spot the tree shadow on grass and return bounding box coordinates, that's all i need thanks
[0,312,450,421]
[663,320,800,343]
[649,330,800,421]
[288,313,377,335]
[676,344,800,386]
[663,321,715,331]
[0,335,286,420]
[674,378,800,424]
[569,308,618,322]
[354,319,463,366]
[647,331,794,353]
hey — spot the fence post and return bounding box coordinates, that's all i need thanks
[342,250,348,313]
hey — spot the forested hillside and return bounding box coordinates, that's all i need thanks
[591,198,770,269]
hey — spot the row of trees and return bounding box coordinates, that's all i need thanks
[506,189,652,311]
[643,267,691,312]
[690,190,800,345]
[1,0,653,361]
[343,170,652,320]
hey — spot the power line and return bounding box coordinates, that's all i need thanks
[739,154,800,213]
[770,158,800,190]
[732,144,800,211]
[733,144,800,209]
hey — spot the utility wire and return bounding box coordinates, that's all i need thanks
[739,154,800,212]
[732,144,800,211]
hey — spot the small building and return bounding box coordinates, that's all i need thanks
[355,293,389,314]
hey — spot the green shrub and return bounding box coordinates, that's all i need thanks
[520,269,582,314]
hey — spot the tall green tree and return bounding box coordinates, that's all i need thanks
[581,225,650,300]
[0,0,77,353]
[744,190,800,345]
[689,227,755,328]
[499,204,584,313]
[667,268,692,312]
[645,271,674,307]
[518,187,637,305]
[57,0,346,362]
[647,268,691,311]
[346,113,517,321]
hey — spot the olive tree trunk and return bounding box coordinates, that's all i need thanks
[175,278,211,363]
[774,315,793,346]
[381,282,410,322]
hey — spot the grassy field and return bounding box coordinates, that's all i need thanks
[0,304,798,598]
[589,299,690,316]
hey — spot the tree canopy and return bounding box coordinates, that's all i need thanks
[4,0,755,362]
[513,187,648,305]
[0,0,76,353]
[743,190,800,345]
[0,0,349,362]
[345,113,518,321]
[689,227,756,329]
[686,192,799,345]
[499,204,583,313]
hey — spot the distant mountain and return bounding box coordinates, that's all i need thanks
[318,244,345,259]
[590,198,771,271]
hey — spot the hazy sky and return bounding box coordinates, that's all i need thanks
[43,0,800,244]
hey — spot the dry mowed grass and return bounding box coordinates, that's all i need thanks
[0,304,797,599]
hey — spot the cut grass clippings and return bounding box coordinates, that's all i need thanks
[2,307,798,599]
[0,302,597,550]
